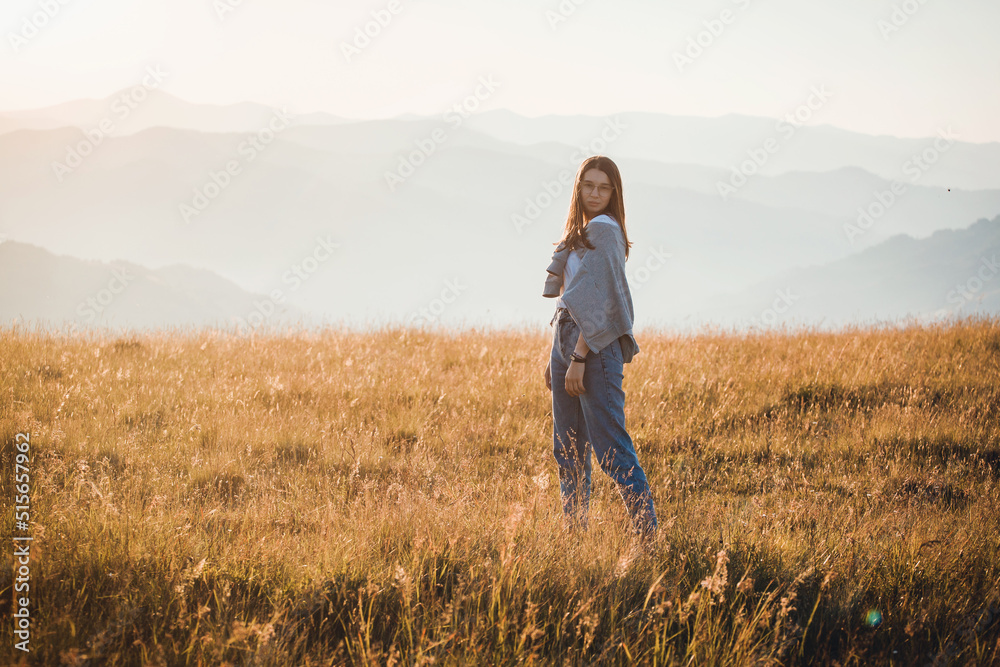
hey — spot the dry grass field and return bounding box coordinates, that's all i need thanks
[2,316,999,665]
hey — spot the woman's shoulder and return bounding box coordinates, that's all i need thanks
[585,215,623,243]
[587,214,619,227]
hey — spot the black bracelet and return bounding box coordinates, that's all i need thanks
[570,352,587,364]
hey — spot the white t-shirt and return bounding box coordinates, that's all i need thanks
[555,251,581,309]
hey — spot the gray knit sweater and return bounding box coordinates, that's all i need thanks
[543,214,639,363]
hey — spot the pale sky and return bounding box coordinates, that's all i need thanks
[2,0,999,142]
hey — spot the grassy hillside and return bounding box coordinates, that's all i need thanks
[2,318,999,665]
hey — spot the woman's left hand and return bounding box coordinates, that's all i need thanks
[565,361,586,396]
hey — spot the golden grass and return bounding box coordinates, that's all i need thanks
[1,316,999,665]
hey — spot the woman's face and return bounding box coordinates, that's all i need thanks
[578,168,614,218]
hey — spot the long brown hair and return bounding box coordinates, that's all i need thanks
[557,155,632,260]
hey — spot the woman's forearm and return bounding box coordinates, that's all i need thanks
[574,331,590,357]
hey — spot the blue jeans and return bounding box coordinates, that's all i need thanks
[550,307,657,536]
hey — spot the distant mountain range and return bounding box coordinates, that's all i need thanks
[3,92,998,189]
[0,241,307,332]
[1,90,998,331]
[2,215,996,332]
[688,215,1000,331]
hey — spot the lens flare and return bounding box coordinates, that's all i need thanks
[864,609,883,628]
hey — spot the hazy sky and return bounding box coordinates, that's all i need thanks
[2,0,999,142]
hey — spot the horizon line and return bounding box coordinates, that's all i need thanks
[1,89,997,146]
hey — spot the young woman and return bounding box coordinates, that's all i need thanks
[542,155,657,542]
